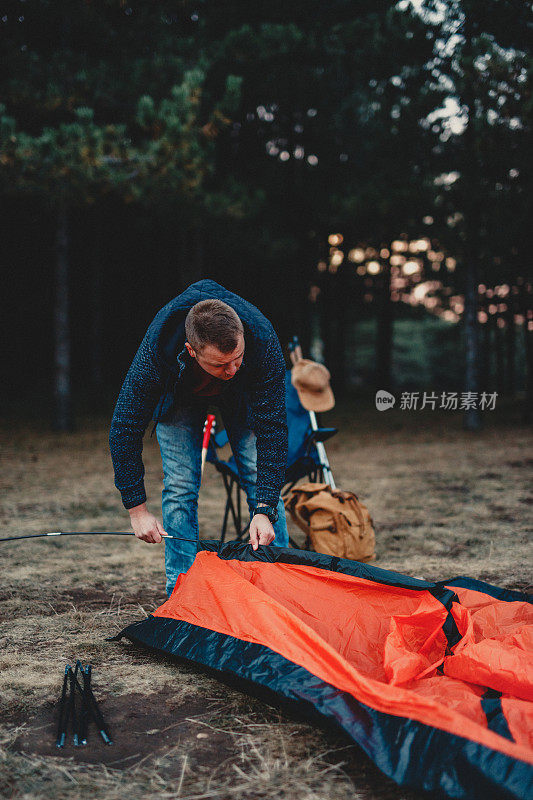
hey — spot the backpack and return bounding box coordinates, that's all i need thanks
[284,482,376,562]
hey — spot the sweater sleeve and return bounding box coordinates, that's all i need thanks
[249,333,288,506]
[109,334,165,509]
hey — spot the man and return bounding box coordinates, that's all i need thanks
[109,279,289,596]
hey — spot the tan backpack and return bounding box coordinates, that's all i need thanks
[284,482,376,562]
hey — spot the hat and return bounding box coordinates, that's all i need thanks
[291,359,335,412]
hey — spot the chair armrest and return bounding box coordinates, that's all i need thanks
[305,427,337,448]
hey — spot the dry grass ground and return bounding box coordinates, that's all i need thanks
[0,400,531,799]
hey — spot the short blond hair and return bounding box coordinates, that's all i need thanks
[185,299,244,353]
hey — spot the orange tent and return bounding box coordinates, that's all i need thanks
[115,541,533,799]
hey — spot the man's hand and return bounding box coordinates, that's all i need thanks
[129,503,167,543]
[249,513,275,550]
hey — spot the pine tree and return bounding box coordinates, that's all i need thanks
[420,0,532,427]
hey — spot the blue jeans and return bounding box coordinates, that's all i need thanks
[156,403,288,596]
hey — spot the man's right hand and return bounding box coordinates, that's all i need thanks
[128,503,167,543]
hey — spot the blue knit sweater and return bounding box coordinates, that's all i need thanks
[109,280,288,510]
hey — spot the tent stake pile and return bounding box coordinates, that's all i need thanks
[56,661,113,748]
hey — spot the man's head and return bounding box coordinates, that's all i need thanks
[184,299,245,380]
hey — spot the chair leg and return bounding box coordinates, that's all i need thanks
[221,488,231,544]
[217,472,254,543]
[221,474,242,541]
[281,480,297,499]
[230,479,249,540]
[236,482,242,532]
[228,480,242,534]
[237,520,251,542]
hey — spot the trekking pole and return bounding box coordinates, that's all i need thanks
[86,687,113,745]
[70,662,82,746]
[55,666,70,748]
[76,661,90,745]
[73,666,113,745]
[63,665,79,747]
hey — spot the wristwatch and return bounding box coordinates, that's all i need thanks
[253,505,279,524]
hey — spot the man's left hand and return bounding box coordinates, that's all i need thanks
[249,513,275,550]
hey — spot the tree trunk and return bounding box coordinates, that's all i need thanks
[495,318,505,396]
[53,200,73,431]
[89,204,104,408]
[461,16,482,431]
[297,258,312,356]
[329,265,349,393]
[480,320,491,391]
[193,219,204,280]
[172,218,187,294]
[504,302,515,397]
[463,254,481,430]
[320,272,336,378]
[282,74,313,364]
[375,261,393,391]
[524,319,533,424]
[179,222,203,290]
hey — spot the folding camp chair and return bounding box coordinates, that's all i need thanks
[206,339,337,546]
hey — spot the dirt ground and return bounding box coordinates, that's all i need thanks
[0,400,531,800]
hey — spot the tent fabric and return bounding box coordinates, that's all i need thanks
[115,541,533,800]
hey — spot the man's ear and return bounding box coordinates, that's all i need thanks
[184,341,196,359]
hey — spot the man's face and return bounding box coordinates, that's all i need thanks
[185,335,245,380]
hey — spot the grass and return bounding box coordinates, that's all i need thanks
[0,400,531,799]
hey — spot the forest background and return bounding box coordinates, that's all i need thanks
[1,0,532,429]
